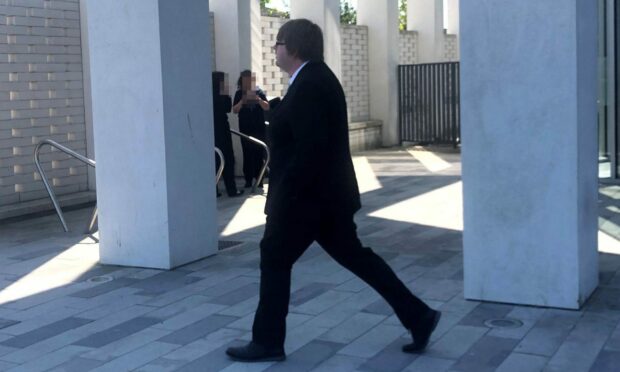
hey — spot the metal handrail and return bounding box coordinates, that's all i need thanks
[214,146,224,185]
[229,129,270,194]
[34,139,96,233]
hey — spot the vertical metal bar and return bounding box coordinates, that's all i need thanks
[608,0,618,178]
[87,206,98,234]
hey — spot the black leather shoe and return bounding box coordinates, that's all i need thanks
[402,309,441,353]
[226,341,285,362]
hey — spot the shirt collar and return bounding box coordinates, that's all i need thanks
[288,61,309,86]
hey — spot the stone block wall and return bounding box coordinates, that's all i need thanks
[341,24,370,122]
[0,0,88,208]
[260,16,288,98]
[445,32,459,61]
[399,30,417,65]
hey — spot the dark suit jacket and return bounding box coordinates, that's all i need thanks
[265,61,361,218]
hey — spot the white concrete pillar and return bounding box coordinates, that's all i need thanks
[408,0,445,63]
[461,0,599,309]
[211,0,262,174]
[446,0,459,36]
[290,0,342,81]
[358,0,399,146]
[83,0,218,269]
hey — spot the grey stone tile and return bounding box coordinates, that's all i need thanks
[515,310,582,357]
[1,317,92,348]
[129,271,202,296]
[69,278,140,299]
[290,283,337,306]
[310,354,366,371]
[403,356,455,371]
[589,350,620,372]
[292,290,355,316]
[488,317,536,340]
[457,302,514,328]
[603,321,620,351]
[158,314,238,345]
[450,335,518,372]
[337,324,405,359]
[425,325,488,360]
[362,299,393,316]
[168,341,236,372]
[209,283,259,306]
[48,357,104,372]
[319,312,386,344]
[87,341,179,372]
[161,328,244,364]
[151,302,227,331]
[357,338,418,372]
[80,327,172,362]
[544,313,616,371]
[495,352,548,372]
[7,345,92,372]
[72,316,160,348]
[0,319,18,331]
[264,340,344,372]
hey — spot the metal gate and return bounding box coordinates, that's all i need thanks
[398,62,460,146]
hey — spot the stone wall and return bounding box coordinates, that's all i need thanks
[0,0,88,209]
[260,16,289,98]
[341,24,370,122]
[445,32,459,61]
[399,30,417,65]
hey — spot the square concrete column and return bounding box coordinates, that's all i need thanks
[446,0,459,36]
[83,0,218,269]
[290,0,342,81]
[408,0,445,63]
[461,0,599,309]
[358,0,399,146]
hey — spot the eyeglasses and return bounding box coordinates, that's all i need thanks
[272,41,285,51]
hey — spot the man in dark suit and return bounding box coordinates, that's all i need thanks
[226,19,441,363]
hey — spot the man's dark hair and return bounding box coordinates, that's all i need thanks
[277,19,324,62]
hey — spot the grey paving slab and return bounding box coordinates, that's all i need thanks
[310,354,367,371]
[158,314,238,345]
[6,345,92,372]
[1,317,92,348]
[292,290,356,316]
[290,283,338,306]
[264,340,345,372]
[515,310,582,357]
[495,352,548,372]
[425,325,488,360]
[337,324,405,359]
[87,341,179,372]
[68,278,140,299]
[402,355,455,372]
[129,271,203,296]
[544,313,616,372]
[167,341,236,372]
[48,357,104,372]
[72,316,161,348]
[357,338,418,372]
[209,283,259,306]
[0,320,18,331]
[319,312,387,344]
[588,349,620,372]
[79,327,172,362]
[450,335,518,372]
[151,302,227,331]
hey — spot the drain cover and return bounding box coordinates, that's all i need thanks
[484,318,524,329]
[87,275,113,284]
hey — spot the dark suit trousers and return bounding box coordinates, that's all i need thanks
[252,210,431,348]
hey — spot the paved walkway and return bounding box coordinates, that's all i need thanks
[0,147,619,372]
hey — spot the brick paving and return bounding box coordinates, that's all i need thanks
[0,146,619,371]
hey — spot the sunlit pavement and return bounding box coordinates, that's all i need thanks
[0,146,619,371]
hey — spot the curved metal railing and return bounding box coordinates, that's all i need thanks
[214,146,225,185]
[34,139,97,233]
[229,129,270,194]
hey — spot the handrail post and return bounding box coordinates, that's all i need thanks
[214,147,225,185]
[229,129,270,194]
[34,139,96,233]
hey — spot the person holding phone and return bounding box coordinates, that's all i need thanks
[233,70,270,188]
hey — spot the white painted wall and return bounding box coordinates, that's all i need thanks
[408,0,445,63]
[461,0,599,309]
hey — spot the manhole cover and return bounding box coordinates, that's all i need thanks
[218,240,243,251]
[87,275,113,284]
[484,318,524,329]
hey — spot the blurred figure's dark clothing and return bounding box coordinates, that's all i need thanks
[234,89,267,186]
[213,94,239,196]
